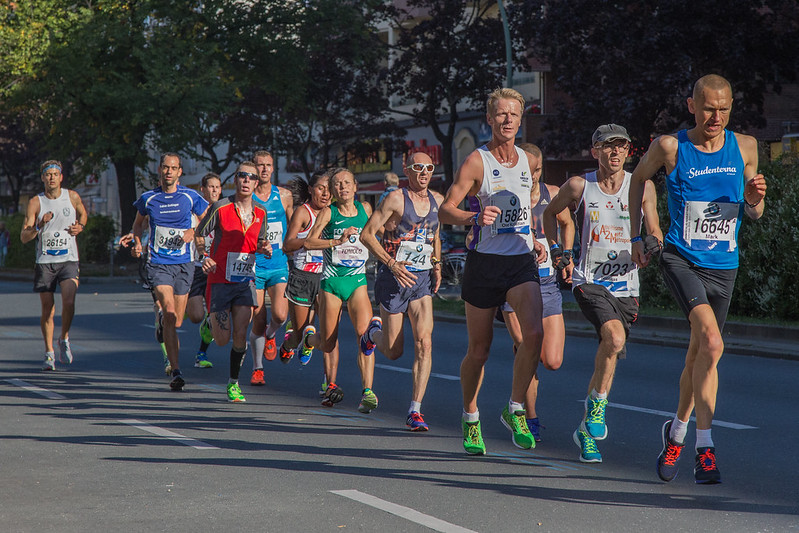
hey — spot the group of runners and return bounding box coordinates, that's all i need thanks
[20,74,766,485]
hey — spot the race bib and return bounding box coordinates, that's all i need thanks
[683,201,738,252]
[154,226,187,256]
[490,192,530,236]
[396,240,433,271]
[587,244,636,284]
[536,237,553,277]
[41,230,70,256]
[225,252,255,282]
[331,234,369,267]
[265,225,284,251]
[302,250,324,273]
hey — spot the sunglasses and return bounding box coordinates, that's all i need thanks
[236,171,259,181]
[406,163,435,173]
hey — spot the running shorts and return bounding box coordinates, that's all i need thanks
[375,265,433,314]
[189,266,207,298]
[320,274,367,302]
[255,266,289,290]
[147,262,194,295]
[573,282,638,358]
[285,267,321,308]
[461,250,539,309]
[209,281,257,313]
[33,261,79,293]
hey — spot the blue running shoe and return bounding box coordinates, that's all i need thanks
[573,428,602,463]
[582,395,608,440]
[694,447,721,484]
[657,419,684,482]
[359,316,382,356]
[406,411,429,431]
[195,352,213,368]
[527,417,543,443]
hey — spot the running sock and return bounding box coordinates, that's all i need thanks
[670,417,689,444]
[249,331,265,369]
[265,318,286,339]
[409,401,422,414]
[462,409,479,423]
[229,346,246,381]
[696,428,714,450]
[591,388,608,400]
[508,400,524,413]
[228,378,237,385]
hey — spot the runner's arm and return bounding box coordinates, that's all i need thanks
[303,207,335,250]
[20,196,41,244]
[738,134,766,220]
[282,206,311,254]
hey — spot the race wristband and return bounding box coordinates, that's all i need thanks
[550,243,561,251]
[630,236,642,243]
[745,198,762,208]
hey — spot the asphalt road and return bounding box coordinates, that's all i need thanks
[1,278,797,532]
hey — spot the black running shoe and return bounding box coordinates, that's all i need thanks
[170,370,185,391]
[321,383,344,407]
[694,447,721,484]
[657,420,685,482]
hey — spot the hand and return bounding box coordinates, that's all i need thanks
[533,240,547,264]
[432,264,442,294]
[340,226,359,242]
[631,240,648,268]
[643,235,663,258]
[744,174,766,206]
[181,227,195,244]
[202,256,217,273]
[550,246,571,270]
[257,239,272,257]
[39,211,54,228]
[388,259,418,289]
[67,222,84,236]
[478,205,502,227]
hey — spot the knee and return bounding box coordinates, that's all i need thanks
[465,345,490,366]
[602,327,627,355]
[700,331,724,363]
[542,356,562,371]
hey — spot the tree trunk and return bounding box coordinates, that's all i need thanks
[114,157,138,234]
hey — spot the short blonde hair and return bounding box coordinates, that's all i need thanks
[487,88,525,114]
[383,172,399,187]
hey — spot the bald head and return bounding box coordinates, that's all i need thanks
[693,74,732,100]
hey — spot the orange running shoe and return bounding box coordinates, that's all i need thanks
[250,368,265,386]
[264,337,277,361]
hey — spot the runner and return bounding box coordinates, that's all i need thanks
[249,150,294,386]
[20,160,88,370]
[439,88,547,455]
[121,153,209,390]
[186,172,223,369]
[543,124,662,463]
[302,168,377,412]
[498,143,574,442]
[628,74,767,484]
[359,151,444,431]
[196,161,270,402]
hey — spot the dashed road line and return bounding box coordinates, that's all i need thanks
[6,378,66,400]
[376,363,460,381]
[119,419,219,449]
[579,400,758,429]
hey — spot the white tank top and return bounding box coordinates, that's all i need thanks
[36,189,79,264]
[573,171,639,297]
[293,203,324,273]
[467,145,534,255]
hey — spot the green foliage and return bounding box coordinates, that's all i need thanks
[1,213,35,268]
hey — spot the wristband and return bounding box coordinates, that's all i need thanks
[430,256,440,266]
[630,236,642,243]
[470,213,480,226]
[745,198,762,208]
[550,243,561,251]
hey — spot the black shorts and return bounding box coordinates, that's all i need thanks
[573,282,638,357]
[189,266,208,298]
[33,261,80,293]
[461,250,539,309]
[209,281,257,313]
[285,267,321,308]
[659,245,737,331]
[375,265,433,314]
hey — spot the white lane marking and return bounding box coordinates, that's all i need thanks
[0,328,34,338]
[6,378,66,400]
[375,363,460,381]
[578,400,758,430]
[140,324,186,333]
[331,489,477,533]
[119,419,219,449]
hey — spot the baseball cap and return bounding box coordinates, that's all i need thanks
[592,124,631,146]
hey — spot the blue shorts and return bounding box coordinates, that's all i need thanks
[375,266,433,314]
[209,281,257,313]
[255,267,288,290]
[147,262,194,296]
[501,280,562,318]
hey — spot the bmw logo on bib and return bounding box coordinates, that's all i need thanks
[349,235,357,243]
[607,250,618,260]
[416,244,423,252]
[510,196,517,206]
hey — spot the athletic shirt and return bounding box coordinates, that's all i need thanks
[532,182,555,284]
[573,171,639,297]
[36,189,79,264]
[191,214,214,267]
[196,196,267,285]
[252,185,288,271]
[467,145,534,255]
[665,129,745,269]
[293,203,324,273]
[381,188,439,272]
[133,185,208,265]
[322,201,369,279]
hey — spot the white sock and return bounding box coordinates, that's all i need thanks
[409,401,421,414]
[462,409,479,423]
[249,331,265,369]
[265,319,285,339]
[591,389,608,400]
[508,400,524,413]
[696,428,714,450]
[670,417,689,444]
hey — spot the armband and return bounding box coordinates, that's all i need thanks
[630,236,642,243]
[550,243,561,252]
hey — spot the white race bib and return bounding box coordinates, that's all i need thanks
[265,225,283,250]
[331,235,369,267]
[225,252,256,282]
[683,201,738,252]
[587,244,636,283]
[536,237,552,277]
[41,230,70,256]
[490,193,530,236]
[154,226,186,256]
[396,240,433,271]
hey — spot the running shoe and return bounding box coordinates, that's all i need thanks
[199,314,214,345]
[42,353,56,371]
[462,420,486,455]
[657,420,685,482]
[406,411,429,432]
[694,447,721,484]
[169,370,185,391]
[250,368,265,386]
[321,383,344,407]
[359,317,382,356]
[581,395,609,440]
[279,343,294,364]
[301,325,316,353]
[319,374,328,398]
[161,343,171,375]
[57,338,73,365]
[227,382,246,403]
[358,388,379,413]
[195,352,213,368]
[527,417,543,443]
[264,336,277,361]
[573,428,602,463]
[298,342,313,366]
[500,406,535,449]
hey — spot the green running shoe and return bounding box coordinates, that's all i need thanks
[573,429,602,463]
[358,388,378,413]
[500,406,535,449]
[227,382,246,403]
[462,420,486,455]
[195,352,213,368]
[161,343,171,375]
[199,314,214,345]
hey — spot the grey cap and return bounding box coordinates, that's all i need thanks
[592,124,631,145]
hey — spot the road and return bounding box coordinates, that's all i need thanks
[0,278,797,532]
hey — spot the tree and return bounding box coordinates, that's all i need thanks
[517,0,799,156]
[379,0,529,184]
[0,112,40,210]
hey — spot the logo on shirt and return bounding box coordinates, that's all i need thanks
[605,201,614,209]
[588,202,599,209]
[62,207,71,216]
[493,169,500,177]
[591,224,628,244]
[589,210,600,222]
[687,165,739,179]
